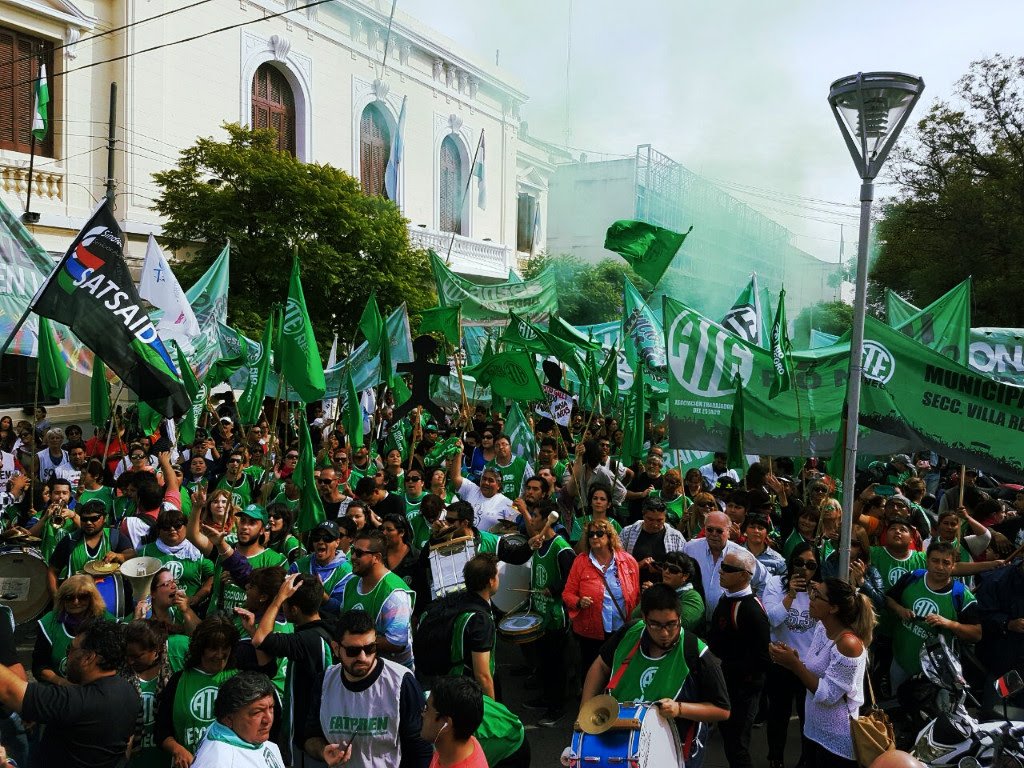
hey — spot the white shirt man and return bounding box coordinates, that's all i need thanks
[684,511,766,619]
[449,454,517,533]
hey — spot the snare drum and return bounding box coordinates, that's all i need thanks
[496,609,545,645]
[492,562,531,613]
[0,546,50,624]
[428,535,477,598]
[566,702,680,768]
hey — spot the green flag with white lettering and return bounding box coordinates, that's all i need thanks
[464,350,543,402]
[768,288,793,400]
[281,256,325,403]
[238,312,274,425]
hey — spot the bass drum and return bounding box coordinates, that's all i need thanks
[493,561,531,613]
[496,533,532,566]
[566,702,680,768]
[0,546,50,624]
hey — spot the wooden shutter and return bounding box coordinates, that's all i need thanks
[439,136,463,234]
[359,105,390,197]
[251,63,296,155]
[517,193,537,252]
[0,27,53,157]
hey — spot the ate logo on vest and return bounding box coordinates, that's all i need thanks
[533,566,549,589]
[639,667,657,697]
[911,597,940,618]
[190,686,219,721]
[887,567,908,586]
[165,560,184,580]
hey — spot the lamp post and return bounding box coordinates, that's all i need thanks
[828,72,925,581]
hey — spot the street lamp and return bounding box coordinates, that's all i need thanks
[828,72,924,581]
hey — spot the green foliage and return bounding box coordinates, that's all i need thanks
[792,301,853,346]
[522,252,652,325]
[151,123,434,355]
[872,55,1024,326]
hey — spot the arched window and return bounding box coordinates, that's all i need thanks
[251,63,295,155]
[439,136,464,235]
[359,104,391,198]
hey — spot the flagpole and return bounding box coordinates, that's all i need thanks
[100,382,127,467]
[24,132,37,219]
[445,130,485,264]
[268,372,285,462]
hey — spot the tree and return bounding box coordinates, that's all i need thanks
[872,55,1024,327]
[522,253,652,325]
[151,123,433,355]
[792,301,853,348]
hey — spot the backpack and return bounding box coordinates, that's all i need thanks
[413,592,489,677]
[908,569,966,612]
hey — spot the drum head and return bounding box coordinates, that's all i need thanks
[498,613,542,633]
[0,547,50,624]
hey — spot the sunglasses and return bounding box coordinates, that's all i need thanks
[317,478,333,484]
[351,547,380,559]
[695,502,716,509]
[269,512,284,520]
[285,454,299,460]
[405,477,422,483]
[309,534,336,543]
[444,516,462,524]
[660,564,684,575]
[341,643,377,658]
[227,458,242,464]
[66,593,92,603]
[705,526,726,534]
[80,516,104,524]
[796,559,818,569]
[130,454,145,460]
[720,562,751,575]
[587,530,608,539]
[482,434,494,440]
[333,456,348,463]
[159,522,185,531]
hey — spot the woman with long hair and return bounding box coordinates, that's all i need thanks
[562,519,640,682]
[196,488,238,540]
[763,543,820,768]
[572,482,622,552]
[769,578,874,768]
[124,619,176,767]
[382,448,405,491]
[133,568,200,635]
[426,466,456,504]
[683,467,707,501]
[681,491,718,539]
[33,574,112,685]
[265,502,302,562]
[381,513,418,587]
[0,415,14,452]
[155,615,239,766]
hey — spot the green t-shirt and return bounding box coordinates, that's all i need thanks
[215,475,253,510]
[78,486,115,521]
[485,456,531,499]
[136,542,214,597]
[871,546,927,636]
[892,574,976,675]
[172,667,239,753]
[210,548,287,614]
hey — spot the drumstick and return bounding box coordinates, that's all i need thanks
[539,511,559,538]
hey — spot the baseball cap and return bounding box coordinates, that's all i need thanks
[238,504,268,523]
[311,520,340,540]
[714,477,738,492]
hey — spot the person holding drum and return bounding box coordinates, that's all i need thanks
[580,583,731,768]
[563,519,640,684]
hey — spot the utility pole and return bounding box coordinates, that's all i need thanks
[105,82,117,205]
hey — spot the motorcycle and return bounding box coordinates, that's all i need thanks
[906,635,1024,768]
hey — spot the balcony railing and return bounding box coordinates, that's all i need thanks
[0,153,64,203]
[408,225,511,278]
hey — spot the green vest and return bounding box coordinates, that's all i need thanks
[610,620,696,701]
[870,546,927,636]
[450,611,495,677]
[113,496,136,525]
[215,475,252,510]
[38,609,116,676]
[270,492,300,512]
[172,667,239,753]
[892,575,974,675]
[478,530,500,554]
[65,529,112,579]
[295,555,351,594]
[234,615,293,697]
[210,548,287,614]
[127,675,168,768]
[341,571,415,622]
[486,456,529,499]
[531,536,571,630]
[40,517,76,561]
[136,542,213,597]
[476,696,525,766]
[78,486,115,521]
[167,635,189,673]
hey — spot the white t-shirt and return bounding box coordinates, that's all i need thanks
[456,479,516,532]
[192,727,284,767]
[0,451,15,488]
[37,449,71,482]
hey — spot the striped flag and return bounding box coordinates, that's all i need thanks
[384,95,406,202]
[32,64,49,141]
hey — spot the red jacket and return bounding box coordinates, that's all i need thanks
[562,550,641,640]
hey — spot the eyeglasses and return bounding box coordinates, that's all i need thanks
[227,458,242,464]
[333,457,349,463]
[810,487,828,494]
[316,478,333,485]
[720,562,751,575]
[705,526,726,534]
[646,618,680,632]
[285,454,299,460]
[482,434,494,440]
[444,516,462,524]
[341,643,377,658]
[587,530,608,539]
[351,547,380,559]
[159,522,185,531]
[80,516,104,524]
[130,454,145,460]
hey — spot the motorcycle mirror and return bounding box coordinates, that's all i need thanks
[996,671,1024,699]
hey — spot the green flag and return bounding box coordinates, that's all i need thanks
[536,327,588,383]
[622,276,667,374]
[726,375,745,475]
[418,304,461,346]
[31,64,49,142]
[505,401,537,461]
[826,412,846,498]
[891,278,972,364]
[294,416,326,533]
[885,289,918,328]
[205,324,250,386]
[721,275,768,347]
[549,314,602,351]
[184,242,230,381]
[463,350,543,402]
[604,220,692,286]
[598,345,620,404]
[768,287,793,400]
[424,435,462,466]
[343,369,363,449]
[358,290,385,355]
[36,316,68,400]
[238,313,274,425]
[90,358,110,428]
[175,342,203,446]
[619,367,646,467]
[430,250,556,323]
[281,256,326,403]
[481,336,496,365]
[501,311,547,354]
[137,400,164,437]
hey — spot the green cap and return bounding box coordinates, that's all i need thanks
[238,504,268,523]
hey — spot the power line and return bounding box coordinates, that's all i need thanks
[5,1,216,70]
[703,175,861,210]
[1,0,336,94]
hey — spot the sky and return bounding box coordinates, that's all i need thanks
[399,0,1022,263]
